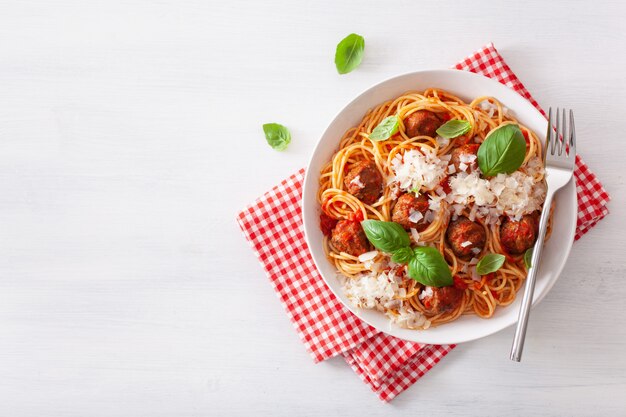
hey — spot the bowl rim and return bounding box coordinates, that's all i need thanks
[301,69,577,344]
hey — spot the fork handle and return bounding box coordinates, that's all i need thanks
[510,191,555,362]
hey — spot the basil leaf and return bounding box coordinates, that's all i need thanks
[370,116,399,141]
[476,253,506,275]
[391,247,413,264]
[361,220,410,253]
[524,248,533,269]
[477,124,526,176]
[262,123,291,151]
[407,246,453,287]
[334,33,365,75]
[436,120,471,139]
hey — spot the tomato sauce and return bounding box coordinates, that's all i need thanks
[453,275,468,290]
[439,176,452,194]
[319,213,337,237]
[347,210,364,222]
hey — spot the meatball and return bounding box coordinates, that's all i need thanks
[403,110,443,137]
[391,193,430,231]
[344,160,383,205]
[500,213,539,255]
[331,220,370,256]
[450,144,480,173]
[420,286,464,315]
[446,216,486,258]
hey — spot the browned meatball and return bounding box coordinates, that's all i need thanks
[331,220,370,256]
[344,160,383,205]
[403,110,443,137]
[446,216,486,258]
[421,286,464,314]
[391,193,430,231]
[500,213,539,255]
[450,144,480,173]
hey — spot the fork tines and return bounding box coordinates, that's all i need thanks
[547,107,576,162]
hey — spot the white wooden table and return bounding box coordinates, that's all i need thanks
[0,1,625,415]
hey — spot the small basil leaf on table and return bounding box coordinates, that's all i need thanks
[334,33,365,75]
[477,124,526,176]
[370,116,399,141]
[436,119,471,139]
[407,246,453,287]
[361,220,410,253]
[262,123,291,151]
[476,253,506,275]
[391,247,413,264]
[524,248,533,269]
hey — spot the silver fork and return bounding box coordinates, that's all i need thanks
[510,108,576,362]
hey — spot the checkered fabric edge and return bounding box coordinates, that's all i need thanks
[344,343,456,402]
[237,169,378,363]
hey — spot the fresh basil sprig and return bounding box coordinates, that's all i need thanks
[391,247,413,264]
[370,116,399,141]
[477,124,526,176]
[524,248,533,269]
[360,220,452,287]
[476,253,506,275]
[361,220,410,253]
[262,123,291,151]
[436,119,471,139]
[408,247,453,287]
[334,33,365,74]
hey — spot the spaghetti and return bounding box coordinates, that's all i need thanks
[317,88,552,329]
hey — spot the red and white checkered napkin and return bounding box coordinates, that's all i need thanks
[236,43,610,402]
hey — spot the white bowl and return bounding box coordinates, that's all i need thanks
[302,69,576,345]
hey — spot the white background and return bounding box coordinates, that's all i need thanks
[0,0,625,416]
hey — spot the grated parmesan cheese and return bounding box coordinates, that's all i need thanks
[424,209,436,224]
[410,228,421,244]
[387,306,431,330]
[524,156,545,179]
[391,149,448,192]
[490,171,546,220]
[358,250,379,262]
[448,167,546,222]
[470,266,480,281]
[343,270,398,311]
[419,286,434,300]
[460,153,476,163]
[389,148,545,244]
[349,175,365,189]
[448,171,495,206]
[428,195,443,212]
[408,209,423,223]
[436,135,450,148]
[460,240,472,248]
[479,100,498,118]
